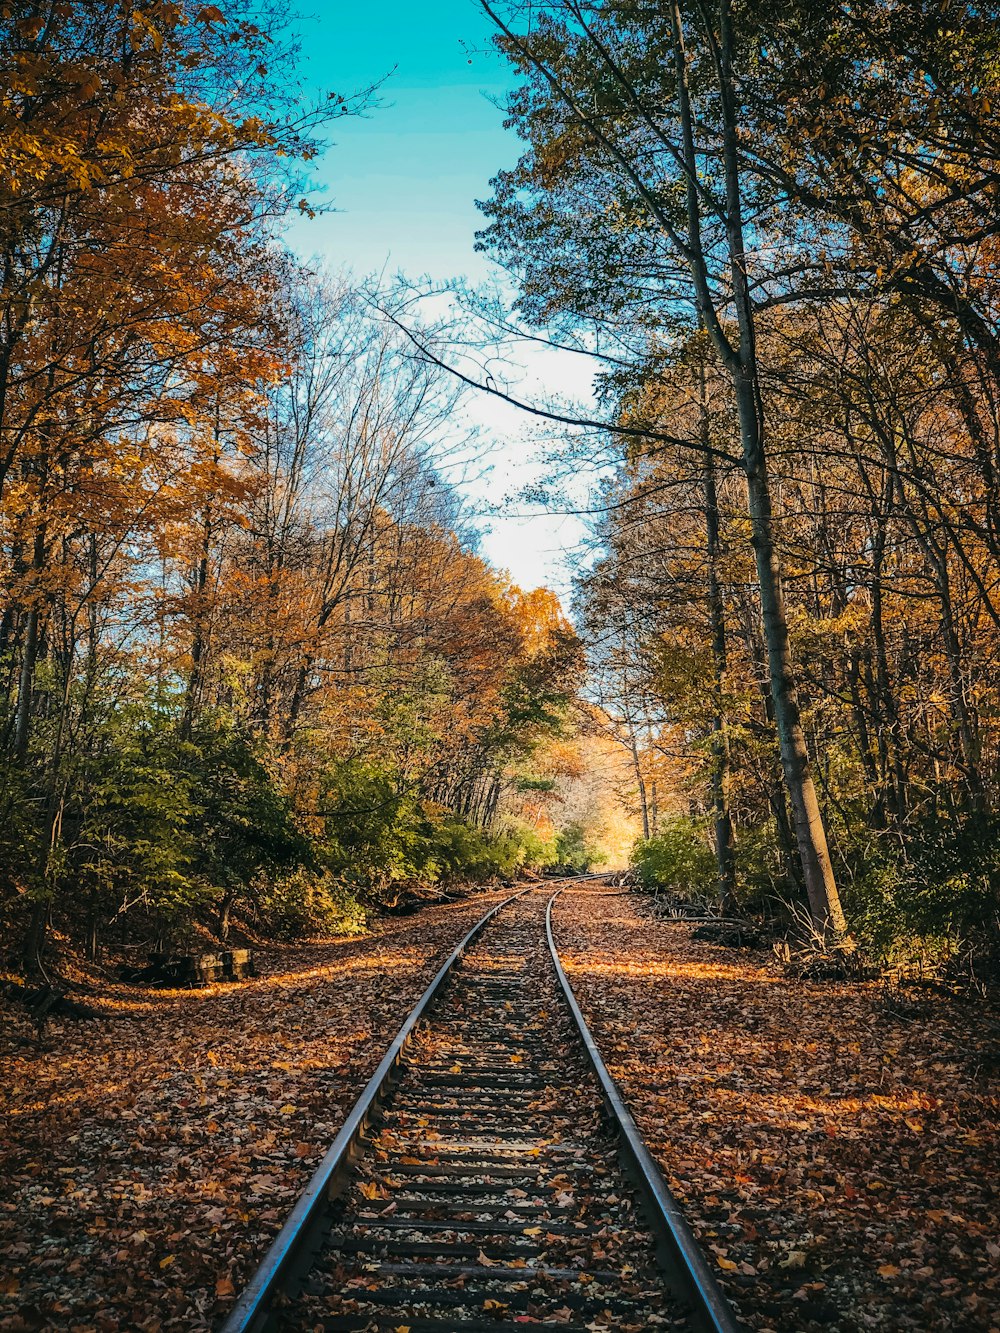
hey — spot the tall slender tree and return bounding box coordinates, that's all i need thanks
[479,0,846,928]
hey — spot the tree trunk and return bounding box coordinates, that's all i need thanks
[219,889,235,942]
[629,733,650,839]
[695,0,846,932]
[23,899,49,977]
[742,452,846,932]
[699,371,738,914]
[13,604,38,759]
[183,413,221,738]
[86,904,101,964]
[13,521,47,758]
[928,550,984,808]
[870,551,908,823]
[183,542,210,739]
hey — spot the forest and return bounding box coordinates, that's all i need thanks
[0,3,595,976]
[474,0,1000,979]
[2,4,999,1333]
[4,0,1000,983]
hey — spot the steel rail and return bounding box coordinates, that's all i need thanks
[219,885,531,1333]
[545,887,746,1333]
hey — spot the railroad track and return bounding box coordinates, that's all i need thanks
[221,883,742,1333]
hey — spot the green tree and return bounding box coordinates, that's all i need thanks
[187,720,306,940]
[478,0,846,930]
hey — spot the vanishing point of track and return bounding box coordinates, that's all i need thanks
[220,882,743,1333]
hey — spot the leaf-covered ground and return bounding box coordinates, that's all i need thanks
[0,890,512,1331]
[554,891,1000,1332]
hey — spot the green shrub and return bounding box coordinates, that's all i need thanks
[429,816,557,883]
[253,869,366,939]
[430,819,499,882]
[318,758,559,895]
[555,821,607,873]
[631,818,717,898]
[71,701,205,944]
[319,759,436,897]
[843,813,1000,971]
[507,821,560,873]
[61,702,307,946]
[731,817,793,910]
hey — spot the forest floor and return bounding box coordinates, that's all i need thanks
[554,891,1000,1333]
[0,888,512,1331]
[2,888,998,1332]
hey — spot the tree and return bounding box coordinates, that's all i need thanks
[0,0,349,969]
[477,0,846,929]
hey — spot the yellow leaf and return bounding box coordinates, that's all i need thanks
[904,1118,923,1133]
[159,1255,175,1270]
[779,1250,807,1270]
[878,1264,900,1278]
[279,1104,296,1115]
[717,1256,739,1272]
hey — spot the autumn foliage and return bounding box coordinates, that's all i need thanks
[478,0,1000,971]
[0,2,583,971]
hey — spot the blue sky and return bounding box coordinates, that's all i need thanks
[285,1,513,283]
[283,0,596,599]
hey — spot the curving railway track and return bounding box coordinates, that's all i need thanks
[220,883,743,1333]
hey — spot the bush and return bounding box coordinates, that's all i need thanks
[319,759,559,896]
[319,759,435,897]
[423,815,558,884]
[253,869,366,939]
[69,702,206,948]
[731,817,793,910]
[188,719,305,889]
[843,813,1000,973]
[481,820,559,878]
[631,818,717,898]
[555,821,607,873]
[56,703,306,950]
[506,821,560,873]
